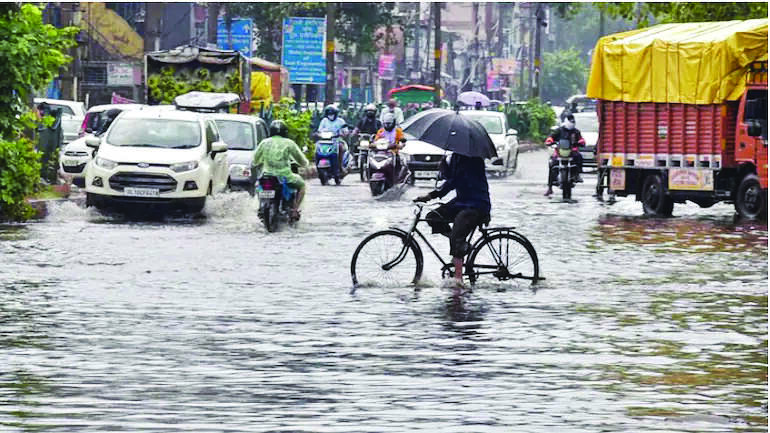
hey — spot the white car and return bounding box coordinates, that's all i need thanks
[459,110,519,176]
[84,109,229,213]
[34,98,86,144]
[59,104,146,187]
[400,139,448,182]
[208,113,269,194]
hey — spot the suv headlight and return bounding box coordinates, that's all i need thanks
[94,156,117,170]
[170,160,199,173]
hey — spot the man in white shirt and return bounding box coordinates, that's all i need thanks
[380,99,404,125]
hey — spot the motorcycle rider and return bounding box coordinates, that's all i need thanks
[253,120,309,218]
[380,98,404,125]
[353,104,382,136]
[544,112,585,197]
[415,153,491,292]
[316,104,349,179]
[374,112,408,179]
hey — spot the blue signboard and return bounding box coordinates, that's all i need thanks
[217,18,253,57]
[282,17,326,85]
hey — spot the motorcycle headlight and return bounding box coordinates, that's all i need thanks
[170,160,199,173]
[94,156,117,170]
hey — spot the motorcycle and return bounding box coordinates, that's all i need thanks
[357,133,372,182]
[257,174,298,232]
[551,138,581,200]
[314,129,352,185]
[367,137,410,197]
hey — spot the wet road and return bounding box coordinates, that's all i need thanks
[1,150,767,432]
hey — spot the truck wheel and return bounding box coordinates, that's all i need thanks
[735,174,767,220]
[642,174,673,217]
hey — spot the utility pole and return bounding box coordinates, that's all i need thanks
[471,3,479,90]
[424,4,431,80]
[206,3,220,46]
[533,4,545,98]
[144,3,164,52]
[518,3,527,100]
[433,2,441,105]
[325,2,336,105]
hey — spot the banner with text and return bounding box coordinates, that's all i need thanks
[282,17,326,85]
[378,54,396,81]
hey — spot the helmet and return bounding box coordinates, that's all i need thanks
[383,113,396,131]
[364,103,377,118]
[269,119,288,138]
[324,105,339,120]
[562,113,575,130]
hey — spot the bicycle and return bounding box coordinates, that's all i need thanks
[350,203,542,289]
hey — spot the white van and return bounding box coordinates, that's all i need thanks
[84,109,229,213]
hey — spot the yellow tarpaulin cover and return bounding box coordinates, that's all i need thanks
[250,72,272,111]
[586,19,768,104]
[80,3,144,60]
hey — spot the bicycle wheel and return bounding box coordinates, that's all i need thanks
[351,230,423,288]
[466,232,539,287]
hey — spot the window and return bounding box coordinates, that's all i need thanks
[205,121,219,144]
[47,104,75,116]
[107,118,201,149]
[215,120,255,150]
[745,89,768,140]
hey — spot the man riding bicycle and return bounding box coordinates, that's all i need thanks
[253,120,309,218]
[415,152,490,291]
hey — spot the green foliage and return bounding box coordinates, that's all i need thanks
[0,4,77,221]
[541,49,589,105]
[0,4,77,139]
[596,2,768,27]
[270,98,314,159]
[504,98,556,142]
[0,137,42,221]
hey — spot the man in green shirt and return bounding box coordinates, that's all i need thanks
[253,120,310,217]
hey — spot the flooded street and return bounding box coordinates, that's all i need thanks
[1,149,766,432]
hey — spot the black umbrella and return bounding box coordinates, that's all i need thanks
[402,108,497,159]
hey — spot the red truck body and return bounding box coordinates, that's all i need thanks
[597,62,768,218]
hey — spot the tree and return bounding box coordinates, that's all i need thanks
[0,4,77,220]
[596,2,768,27]
[541,49,588,105]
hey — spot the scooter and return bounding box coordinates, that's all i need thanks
[257,175,298,232]
[314,130,351,185]
[367,137,410,197]
[551,138,581,200]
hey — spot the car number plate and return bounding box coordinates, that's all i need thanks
[124,187,160,197]
[62,159,80,166]
[415,170,438,178]
[258,190,276,199]
[581,152,594,159]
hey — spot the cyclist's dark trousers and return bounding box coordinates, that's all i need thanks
[426,204,489,258]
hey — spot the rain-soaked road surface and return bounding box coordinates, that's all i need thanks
[1,150,767,432]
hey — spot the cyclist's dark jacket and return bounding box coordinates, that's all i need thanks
[429,153,491,214]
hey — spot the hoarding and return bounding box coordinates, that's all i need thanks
[378,54,396,80]
[217,18,253,57]
[282,17,326,85]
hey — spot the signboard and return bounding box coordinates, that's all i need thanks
[486,70,501,91]
[378,54,396,80]
[111,92,136,104]
[107,63,135,86]
[282,17,326,85]
[610,168,626,190]
[492,58,517,75]
[217,18,253,57]
[668,168,714,191]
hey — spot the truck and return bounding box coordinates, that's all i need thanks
[144,45,252,114]
[588,19,768,219]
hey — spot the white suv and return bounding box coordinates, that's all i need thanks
[84,109,229,213]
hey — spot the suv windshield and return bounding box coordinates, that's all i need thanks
[107,118,201,148]
[463,114,503,134]
[215,120,255,150]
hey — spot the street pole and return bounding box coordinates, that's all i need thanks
[472,3,479,90]
[325,2,336,105]
[533,5,544,99]
[433,2,441,105]
[518,3,526,100]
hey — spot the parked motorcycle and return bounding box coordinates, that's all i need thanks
[314,129,351,185]
[257,175,298,232]
[367,137,410,197]
[551,138,580,200]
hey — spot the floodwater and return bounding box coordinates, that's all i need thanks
[1,150,766,432]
